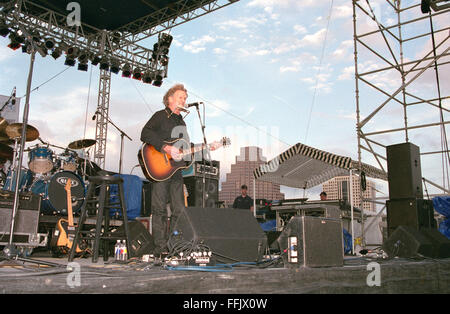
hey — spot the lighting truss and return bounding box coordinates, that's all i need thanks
[0,0,169,77]
[114,0,240,45]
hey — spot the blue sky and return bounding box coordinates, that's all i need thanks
[0,0,448,199]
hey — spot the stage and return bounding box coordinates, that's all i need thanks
[1,255,449,294]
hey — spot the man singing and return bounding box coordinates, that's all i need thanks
[140,84,219,256]
[140,84,189,256]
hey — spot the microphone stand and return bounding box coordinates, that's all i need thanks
[2,27,44,258]
[0,87,15,113]
[96,111,132,174]
[194,104,211,208]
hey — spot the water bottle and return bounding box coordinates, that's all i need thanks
[114,240,121,261]
[122,240,128,261]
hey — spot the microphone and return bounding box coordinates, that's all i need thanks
[176,106,188,112]
[186,102,202,108]
[11,87,16,106]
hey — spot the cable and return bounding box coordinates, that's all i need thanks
[20,66,72,98]
[164,79,290,147]
[130,79,154,115]
[83,65,94,139]
[303,0,334,144]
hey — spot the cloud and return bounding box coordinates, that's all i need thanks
[293,24,307,34]
[183,35,216,54]
[338,65,355,80]
[213,48,228,55]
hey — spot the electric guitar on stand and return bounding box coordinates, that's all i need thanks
[54,179,86,255]
[138,137,230,182]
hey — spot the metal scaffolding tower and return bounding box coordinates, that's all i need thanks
[93,70,111,169]
[352,0,450,196]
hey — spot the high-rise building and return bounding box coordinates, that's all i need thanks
[219,146,285,207]
[322,175,376,212]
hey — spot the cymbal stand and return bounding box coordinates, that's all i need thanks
[4,137,20,191]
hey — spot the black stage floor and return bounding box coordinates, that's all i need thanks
[0,255,449,294]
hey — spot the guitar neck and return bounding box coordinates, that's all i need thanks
[65,180,74,227]
[182,143,215,157]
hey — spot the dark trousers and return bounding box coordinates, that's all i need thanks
[151,173,185,251]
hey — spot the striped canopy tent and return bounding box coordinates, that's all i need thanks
[253,142,387,189]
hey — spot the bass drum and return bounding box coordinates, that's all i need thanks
[31,171,85,215]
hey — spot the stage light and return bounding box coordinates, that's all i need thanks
[51,47,62,59]
[121,63,132,78]
[30,31,42,43]
[152,72,163,87]
[64,56,76,66]
[110,59,120,74]
[90,54,101,66]
[159,33,173,49]
[142,71,153,84]
[7,32,24,50]
[132,67,142,80]
[99,57,110,71]
[44,38,55,49]
[159,55,169,66]
[21,42,31,54]
[78,61,88,71]
[77,50,89,63]
[66,46,79,58]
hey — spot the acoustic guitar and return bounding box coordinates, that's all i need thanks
[138,137,230,182]
[55,178,85,254]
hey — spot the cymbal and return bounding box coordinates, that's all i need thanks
[0,117,9,134]
[68,139,96,150]
[5,123,39,142]
[0,142,13,161]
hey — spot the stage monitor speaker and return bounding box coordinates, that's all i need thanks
[386,198,436,236]
[168,207,267,263]
[116,220,155,257]
[277,216,343,268]
[0,192,43,246]
[386,142,423,199]
[383,226,435,258]
[183,177,219,208]
[420,228,450,258]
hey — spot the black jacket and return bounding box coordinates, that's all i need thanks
[140,107,190,152]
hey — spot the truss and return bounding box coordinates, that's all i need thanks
[352,0,450,196]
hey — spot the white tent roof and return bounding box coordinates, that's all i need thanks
[253,142,387,189]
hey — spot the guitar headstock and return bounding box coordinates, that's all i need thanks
[64,178,72,192]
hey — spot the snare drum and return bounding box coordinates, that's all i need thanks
[58,151,78,172]
[31,171,85,215]
[28,146,54,174]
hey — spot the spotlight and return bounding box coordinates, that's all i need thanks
[7,32,24,50]
[77,50,89,63]
[90,54,101,66]
[64,56,76,66]
[21,42,31,54]
[78,62,88,71]
[30,31,42,43]
[159,55,169,66]
[44,38,55,49]
[99,57,110,71]
[142,71,153,84]
[159,33,173,49]
[132,67,142,80]
[121,63,132,78]
[66,46,79,58]
[51,47,62,59]
[110,59,120,74]
[0,22,9,37]
[152,72,163,87]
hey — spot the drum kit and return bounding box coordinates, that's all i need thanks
[0,118,99,216]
